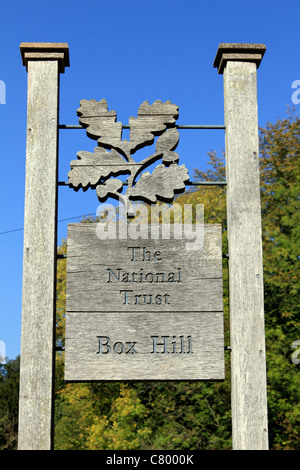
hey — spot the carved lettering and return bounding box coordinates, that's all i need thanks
[97,336,111,354]
[97,336,137,354]
[119,290,170,305]
[106,247,183,307]
[151,335,193,354]
[96,335,192,355]
[107,267,182,283]
[127,246,162,262]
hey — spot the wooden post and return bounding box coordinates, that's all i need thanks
[213,44,269,450]
[18,43,69,450]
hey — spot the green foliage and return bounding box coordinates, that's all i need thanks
[260,113,300,329]
[54,356,151,450]
[131,381,231,450]
[0,111,296,451]
[0,357,20,450]
[39,112,300,450]
[86,385,152,450]
[258,112,300,449]
[53,150,233,450]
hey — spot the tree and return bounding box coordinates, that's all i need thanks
[54,112,300,450]
[54,151,232,450]
[55,226,153,451]
[258,112,300,449]
[0,356,20,450]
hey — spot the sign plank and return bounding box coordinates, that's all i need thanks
[65,311,224,381]
[65,223,225,381]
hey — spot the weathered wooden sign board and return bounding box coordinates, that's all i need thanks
[19,42,269,450]
[65,223,225,381]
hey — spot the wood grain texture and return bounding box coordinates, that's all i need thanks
[66,223,223,313]
[223,60,268,450]
[128,163,189,204]
[65,311,225,381]
[76,99,178,155]
[68,99,188,207]
[65,223,224,381]
[18,60,59,450]
[20,42,69,72]
[24,52,65,61]
[213,43,266,74]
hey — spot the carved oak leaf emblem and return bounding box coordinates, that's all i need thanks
[68,99,189,210]
[129,164,189,203]
[96,178,124,201]
[69,148,130,190]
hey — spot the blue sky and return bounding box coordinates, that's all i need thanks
[0,0,299,360]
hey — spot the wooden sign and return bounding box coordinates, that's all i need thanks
[68,99,190,215]
[65,223,225,381]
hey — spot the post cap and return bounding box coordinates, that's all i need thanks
[20,42,70,73]
[213,43,266,74]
